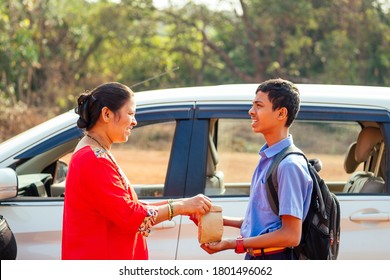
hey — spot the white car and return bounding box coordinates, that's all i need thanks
[1,84,390,259]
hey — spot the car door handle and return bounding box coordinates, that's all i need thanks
[350,212,390,222]
[152,220,176,229]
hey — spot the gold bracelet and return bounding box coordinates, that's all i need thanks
[168,199,174,220]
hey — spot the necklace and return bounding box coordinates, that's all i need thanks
[86,134,109,151]
[85,134,130,190]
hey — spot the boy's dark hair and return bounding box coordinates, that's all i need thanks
[256,78,300,127]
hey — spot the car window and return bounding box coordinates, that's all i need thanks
[14,121,175,199]
[207,118,385,196]
[291,121,362,193]
[111,121,176,198]
[16,139,76,198]
[206,119,262,196]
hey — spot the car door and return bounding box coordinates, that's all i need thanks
[176,103,251,260]
[176,103,390,260]
[298,105,390,259]
[0,103,196,260]
[114,103,195,260]
[0,125,80,260]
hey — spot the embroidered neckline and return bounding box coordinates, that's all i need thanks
[86,134,129,190]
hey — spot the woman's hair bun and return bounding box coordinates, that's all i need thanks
[75,93,92,129]
[74,82,132,130]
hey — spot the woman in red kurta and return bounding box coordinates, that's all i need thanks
[62,82,211,260]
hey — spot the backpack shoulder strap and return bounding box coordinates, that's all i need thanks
[265,144,306,215]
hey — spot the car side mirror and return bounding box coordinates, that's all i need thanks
[0,168,18,200]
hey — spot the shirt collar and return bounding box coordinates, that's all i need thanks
[259,135,293,159]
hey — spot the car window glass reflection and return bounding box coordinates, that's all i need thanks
[208,118,264,196]
[112,121,175,198]
[208,119,386,196]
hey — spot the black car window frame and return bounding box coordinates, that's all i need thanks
[191,104,390,196]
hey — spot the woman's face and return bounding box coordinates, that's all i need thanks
[108,98,137,143]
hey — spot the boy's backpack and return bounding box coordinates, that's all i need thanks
[265,145,341,260]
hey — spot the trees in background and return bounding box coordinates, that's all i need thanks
[162,0,390,85]
[0,0,160,108]
[0,0,389,139]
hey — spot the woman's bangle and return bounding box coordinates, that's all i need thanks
[168,199,174,220]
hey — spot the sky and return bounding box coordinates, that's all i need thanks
[153,0,241,11]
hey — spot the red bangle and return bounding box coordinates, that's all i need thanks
[235,236,245,254]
